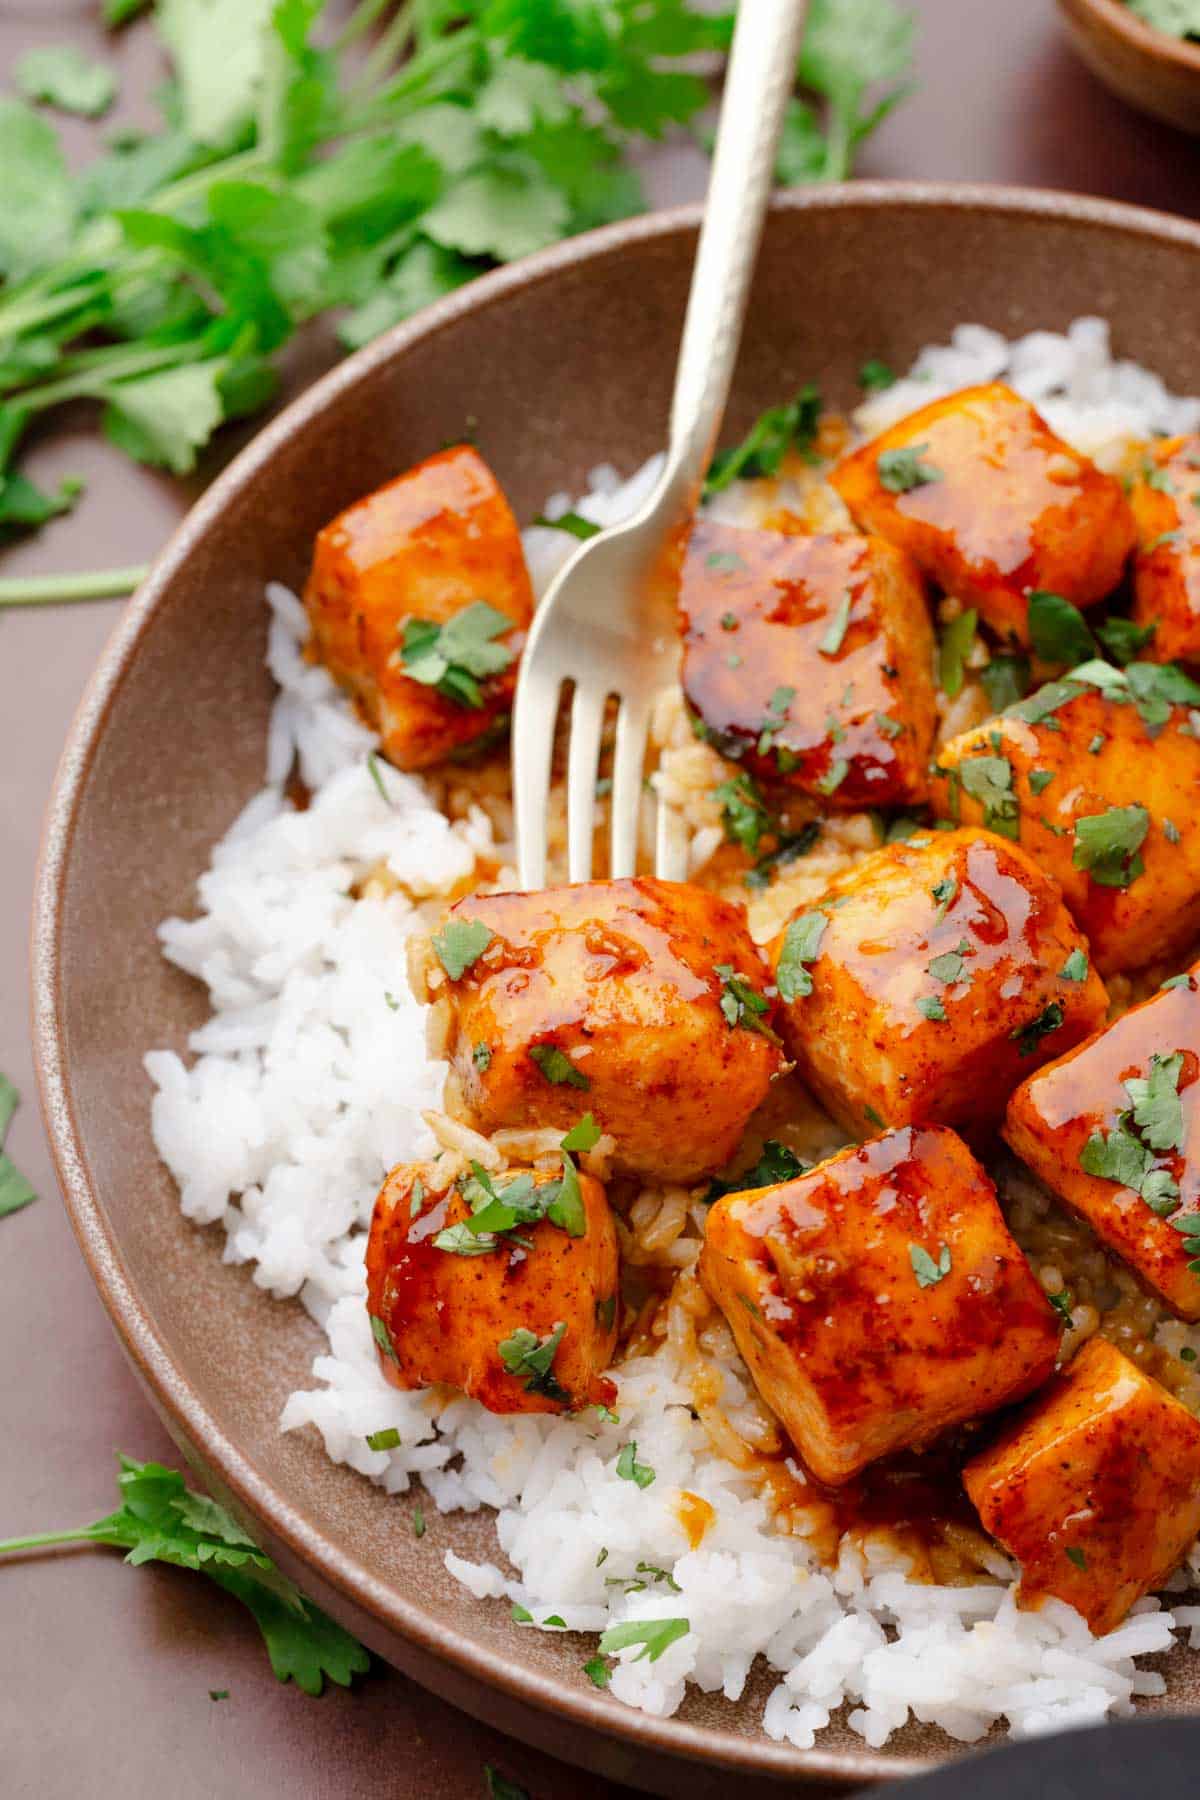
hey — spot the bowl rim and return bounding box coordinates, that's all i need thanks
[1060,0,1200,73]
[30,180,1200,1787]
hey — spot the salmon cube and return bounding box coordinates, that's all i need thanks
[831,383,1135,646]
[700,1124,1060,1484]
[1004,967,1200,1319]
[365,1156,619,1415]
[1130,434,1200,665]
[964,1336,1200,1634]
[768,826,1107,1140]
[304,445,533,770]
[929,667,1200,975]
[678,522,935,808]
[432,877,784,1183]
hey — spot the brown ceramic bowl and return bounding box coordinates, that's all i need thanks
[1058,0,1200,132]
[31,183,1200,1795]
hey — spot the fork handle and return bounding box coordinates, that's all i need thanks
[660,0,810,517]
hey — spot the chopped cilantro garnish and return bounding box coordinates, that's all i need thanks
[1072,804,1149,889]
[498,1322,569,1403]
[928,939,972,986]
[706,549,747,574]
[1096,617,1156,664]
[1048,1288,1073,1322]
[1081,1123,1154,1191]
[1028,768,1055,796]
[366,751,393,808]
[744,822,821,888]
[1162,974,1196,992]
[529,1044,590,1089]
[706,1139,806,1203]
[756,684,796,755]
[816,756,849,796]
[715,965,779,1041]
[412,1505,426,1539]
[510,1604,533,1624]
[980,654,1030,710]
[399,602,515,710]
[370,1314,398,1362]
[864,1104,886,1129]
[818,590,853,657]
[875,712,904,740]
[583,1655,611,1688]
[1060,949,1089,983]
[713,772,772,855]
[0,1073,36,1220]
[930,873,957,922]
[959,754,1019,839]
[1010,1002,1065,1058]
[485,1768,530,1800]
[916,995,946,1023]
[597,1617,690,1663]
[859,358,896,392]
[909,1243,951,1288]
[1088,733,1105,754]
[704,387,821,496]
[1143,462,1174,493]
[432,917,493,979]
[561,1114,601,1153]
[532,510,600,540]
[1064,1546,1087,1570]
[615,1442,655,1489]
[878,442,941,493]
[1165,819,1182,845]
[938,608,978,698]
[776,911,827,1002]
[365,1427,401,1452]
[1027,590,1097,666]
[1182,1346,1198,1365]
[1006,679,1080,725]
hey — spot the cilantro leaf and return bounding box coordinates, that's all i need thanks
[878,443,941,493]
[615,1441,655,1489]
[704,387,821,496]
[1027,591,1098,666]
[425,165,570,264]
[102,361,228,475]
[715,964,779,1041]
[776,911,827,1002]
[713,772,772,855]
[399,602,515,710]
[1126,0,1200,39]
[909,1242,951,1288]
[916,995,946,1022]
[939,609,977,699]
[15,47,117,118]
[561,1114,601,1153]
[1096,617,1156,665]
[1080,1123,1154,1190]
[498,1321,569,1402]
[1124,1051,1185,1153]
[706,1139,806,1203]
[0,99,76,281]
[532,509,601,541]
[1072,804,1150,889]
[432,917,493,980]
[0,1455,368,1695]
[959,753,1019,839]
[980,654,1030,711]
[818,590,853,657]
[1060,948,1089,983]
[597,1617,689,1663]
[529,1043,590,1088]
[859,358,895,392]
[1010,1002,1065,1058]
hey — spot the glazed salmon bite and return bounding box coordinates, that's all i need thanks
[964,1337,1200,1637]
[366,1159,619,1415]
[930,669,1200,976]
[303,444,533,769]
[1004,967,1200,1320]
[769,827,1107,1140]
[831,382,1135,646]
[700,1125,1060,1485]
[678,521,936,808]
[432,877,784,1183]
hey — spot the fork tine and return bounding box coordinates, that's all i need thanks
[566,683,607,884]
[609,698,649,879]
[513,665,562,890]
[655,794,689,882]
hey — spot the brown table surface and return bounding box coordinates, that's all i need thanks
[1,2,1197,1795]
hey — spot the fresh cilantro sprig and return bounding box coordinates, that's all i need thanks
[0,0,914,596]
[0,1454,370,1694]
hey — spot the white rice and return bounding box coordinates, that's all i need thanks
[146,318,1199,1752]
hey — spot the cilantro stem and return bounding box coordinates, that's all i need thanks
[334,0,393,52]
[0,565,149,607]
[0,1526,98,1553]
[13,344,202,413]
[357,0,417,94]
